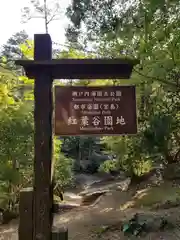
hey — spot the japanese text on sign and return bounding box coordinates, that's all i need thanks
[54,86,137,136]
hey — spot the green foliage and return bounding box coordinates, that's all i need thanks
[0,37,74,211]
[1,30,28,60]
[0,30,28,72]
[53,137,73,187]
[99,159,117,173]
[54,153,74,188]
[65,0,180,178]
[0,102,34,209]
[101,135,152,177]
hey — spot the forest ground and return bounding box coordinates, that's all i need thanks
[1,174,180,239]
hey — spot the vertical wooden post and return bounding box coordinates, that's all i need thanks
[33,34,53,240]
[51,227,68,240]
[19,188,33,240]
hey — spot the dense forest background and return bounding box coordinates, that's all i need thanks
[0,0,179,213]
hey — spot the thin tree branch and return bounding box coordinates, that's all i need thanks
[44,0,48,33]
[47,6,60,24]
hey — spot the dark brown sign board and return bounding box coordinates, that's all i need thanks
[54,85,137,136]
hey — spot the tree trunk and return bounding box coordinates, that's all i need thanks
[76,137,81,171]
[88,139,93,159]
[165,152,175,164]
[44,0,48,33]
[140,81,145,121]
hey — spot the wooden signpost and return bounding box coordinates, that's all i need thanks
[15,34,139,240]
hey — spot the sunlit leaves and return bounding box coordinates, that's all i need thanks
[0,56,7,64]
[19,75,34,85]
[20,40,34,59]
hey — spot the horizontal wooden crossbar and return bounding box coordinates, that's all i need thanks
[15,58,140,79]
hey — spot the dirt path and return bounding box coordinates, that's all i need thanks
[0,181,134,240]
[1,179,180,239]
[53,189,180,240]
[54,190,135,239]
[0,189,160,240]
